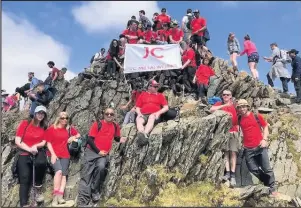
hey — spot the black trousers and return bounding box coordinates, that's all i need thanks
[266,73,289,93]
[294,78,301,102]
[17,151,47,206]
[183,66,196,93]
[106,60,116,76]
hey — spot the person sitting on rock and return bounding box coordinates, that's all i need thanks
[135,80,169,146]
[181,39,197,96]
[143,25,158,44]
[122,21,141,44]
[238,35,259,80]
[227,32,240,75]
[47,61,60,85]
[77,108,127,206]
[210,90,239,187]
[156,8,171,31]
[24,72,40,95]
[45,112,80,207]
[14,106,48,207]
[236,99,278,196]
[58,67,68,80]
[28,82,54,118]
[152,12,159,31]
[156,23,170,45]
[193,57,215,104]
[139,10,152,31]
[287,49,301,104]
[90,48,106,74]
[168,19,184,44]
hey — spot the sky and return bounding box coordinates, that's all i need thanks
[2,1,301,94]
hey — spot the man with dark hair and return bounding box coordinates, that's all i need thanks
[155,8,171,31]
[122,21,141,44]
[127,16,139,28]
[190,10,207,51]
[47,61,60,85]
[139,9,152,30]
[182,9,193,42]
[288,49,301,103]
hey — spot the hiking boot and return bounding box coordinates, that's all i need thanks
[221,172,230,182]
[92,192,101,202]
[136,132,149,147]
[57,195,66,204]
[230,177,236,188]
[52,195,59,207]
[35,186,44,203]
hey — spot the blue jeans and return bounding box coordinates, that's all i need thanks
[123,111,136,125]
[244,146,276,193]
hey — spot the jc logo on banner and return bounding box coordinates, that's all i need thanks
[143,47,164,59]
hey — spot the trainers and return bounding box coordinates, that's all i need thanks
[221,173,230,182]
[136,132,149,147]
[57,195,66,204]
[52,195,59,207]
[230,177,236,187]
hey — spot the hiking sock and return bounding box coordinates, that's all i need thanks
[225,171,230,178]
[230,171,235,178]
[53,190,59,196]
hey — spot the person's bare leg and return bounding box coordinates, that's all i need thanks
[232,53,238,67]
[59,176,67,193]
[136,116,145,133]
[231,151,237,172]
[144,114,156,134]
[53,170,63,191]
[248,62,257,78]
[225,152,230,172]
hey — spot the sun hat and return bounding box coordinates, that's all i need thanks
[236,99,250,107]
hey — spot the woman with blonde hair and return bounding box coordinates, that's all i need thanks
[45,112,81,206]
[227,32,240,74]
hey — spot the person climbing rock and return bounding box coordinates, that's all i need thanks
[77,108,127,206]
[264,43,291,93]
[238,35,259,80]
[210,90,239,187]
[45,112,80,207]
[106,39,120,80]
[193,57,215,105]
[47,61,60,85]
[227,33,240,74]
[14,106,48,207]
[135,80,169,146]
[236,99,278,196]
[287,49,301,104]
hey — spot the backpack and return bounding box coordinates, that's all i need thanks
[81,120,118,149]
[68,127,82,158]
[203,29,210,42]
[186,15,193,30]
[279,49,291,64]
[237,111,263,132]
[90,54,96,64]
[208,96,222,105]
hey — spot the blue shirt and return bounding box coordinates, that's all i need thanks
[30,77,39,90]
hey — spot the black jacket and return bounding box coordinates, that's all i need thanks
[291,55,301,79]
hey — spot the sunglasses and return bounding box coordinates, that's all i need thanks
[60,117,69,120]
[222,94,231,96]
[105,112,115,117]
[151,85,159,88]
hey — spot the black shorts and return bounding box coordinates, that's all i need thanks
[248,52,259,63]
[142,114,162,125]
[190,35,204,46]
[230,51,239,55]
[52,158,70,176]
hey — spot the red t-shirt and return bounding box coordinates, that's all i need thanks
[143,30,158,43]
[45,125,78,158]
[195,65,215,85]
[213,102,238,133]
[240,113,267,148]
[169,28,184,42]
[191,17,206,37]
[131,90,142,105]
[156,14,171,29]
[157,29,170,42]
[136,92,168,114]
[122,29,141,44]
[52,67,60,79]
[16,120,45,155]
[182,48,197,67]
[88,120,121,152]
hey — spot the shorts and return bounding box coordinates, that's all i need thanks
[52,158,70,176]
[230,51,239,55]
[142,114,162,125]
[224,132,240,152]
[248,52,259,63]
[190,34,204,46]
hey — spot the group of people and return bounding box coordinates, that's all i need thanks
[7,6,301,208]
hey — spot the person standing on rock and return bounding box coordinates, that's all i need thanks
[135,80,169,146]
[45,112,81,207]
[210,90,239,187]
[46,61,59,85]
[77,108,127,206]
[227,33,240,75]
[287,49,301,104]
[181,9,193,43]
[264,43,291,94]
[14,106,48,207]
[236,99,278,196]
[238,35,259,80]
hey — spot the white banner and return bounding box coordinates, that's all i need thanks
[124,44,182,74]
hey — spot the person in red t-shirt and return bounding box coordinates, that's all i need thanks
[14,105,48,207]
[77,108,127,205]
[210,90,239,187]
[181,40,197,94]
[156,8,171,30]
[46,111,80,206]
[236,99,278,196]
[169,20,184,44]
[156,23,170,44]
[190,10,207,49]
[122,22,141,44]
[135,80,169,146]
[143,25,158,44]
[193,57,215,102]
[47,61,60,84]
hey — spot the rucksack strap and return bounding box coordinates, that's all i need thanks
[97,120,117,137]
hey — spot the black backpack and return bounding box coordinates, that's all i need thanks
[90,54,95,64]
[186,15,193,30]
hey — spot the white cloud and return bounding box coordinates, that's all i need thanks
[220,1,238,7]
[2,11,77,94]
[72,1,160,34]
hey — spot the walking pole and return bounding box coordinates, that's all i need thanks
[31,155,37,207]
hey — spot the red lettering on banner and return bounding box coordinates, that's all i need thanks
[143,47,164,59]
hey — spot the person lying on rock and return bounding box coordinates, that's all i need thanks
[45,112,81,207]
[210,90,239,187]
[193,57,215,105]
[236,99,279,196]
[77,108,127,206]
[14,106,48,207]
[135,80,169,147]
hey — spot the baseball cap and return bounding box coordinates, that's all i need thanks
[236,99,250,107]
[287,49,299,55]
[34,105,47,114]
[193,9,200,13]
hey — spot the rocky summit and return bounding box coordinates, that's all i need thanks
[2,58,301,207]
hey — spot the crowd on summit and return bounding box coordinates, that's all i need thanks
[1,6,301,208]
